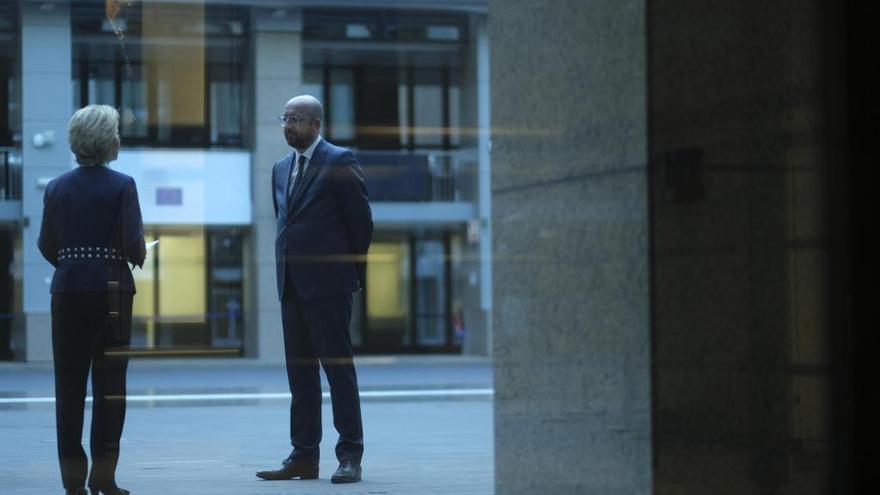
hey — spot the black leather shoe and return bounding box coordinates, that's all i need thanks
[255,457,319,480]
[330,460,362,484]
[65,489,88,495]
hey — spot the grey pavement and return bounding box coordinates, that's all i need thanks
[0,356,494,494]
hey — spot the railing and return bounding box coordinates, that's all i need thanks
[0,147,22,201]
[0,147,480,203]
[356,149,478,202]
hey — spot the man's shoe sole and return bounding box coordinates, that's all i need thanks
[255,471,319,481]
[330,475,362,484]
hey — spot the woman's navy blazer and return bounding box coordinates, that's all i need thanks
[37,166,146,294]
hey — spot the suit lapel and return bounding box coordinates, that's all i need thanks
[287,140,325,213]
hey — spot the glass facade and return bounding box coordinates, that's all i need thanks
[302,8,472,206]
[304,65,462,151]
[0,1,18,148]
[71,1,249,148]
[0,225,14,360]
[3,1,480,360]
[61,2,252,355]
[297,8,476,353]
[0,0,21,201]
[0,0,19,360]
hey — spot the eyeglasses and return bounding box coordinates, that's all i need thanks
[277,114,311,126]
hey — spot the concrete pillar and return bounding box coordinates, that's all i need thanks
[20,1,73,362]
[250,8,302,363]
[458,14,492,356]
[475,16,492,356]
[489,1,653,493]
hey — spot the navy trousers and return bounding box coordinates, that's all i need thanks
[52,292,132,490]
[280,286,364,464]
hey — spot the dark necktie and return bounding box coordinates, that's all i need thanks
[288,154,306,200]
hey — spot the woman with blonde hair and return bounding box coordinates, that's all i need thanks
[38,105,145,495]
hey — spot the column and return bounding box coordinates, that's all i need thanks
[489,1,653,493]
[250,8,302,362]
[20,1,73,362]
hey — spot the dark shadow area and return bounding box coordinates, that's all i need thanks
[649,0,870,493]
[845,0,879,492]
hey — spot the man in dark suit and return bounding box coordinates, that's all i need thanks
[256,95,373,484]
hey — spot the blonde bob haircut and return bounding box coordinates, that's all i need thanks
[68,105,120,166]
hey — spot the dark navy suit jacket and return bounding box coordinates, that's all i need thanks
[38,166,146,294]
[272,139,373,300]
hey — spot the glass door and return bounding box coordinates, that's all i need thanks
[130,227,244,354]
[363,238,410,351]
[357,231,458,353]
[414,238,447,347]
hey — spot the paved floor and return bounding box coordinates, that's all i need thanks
[0,357,494,495]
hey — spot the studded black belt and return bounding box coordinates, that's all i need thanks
[57,247,125,261]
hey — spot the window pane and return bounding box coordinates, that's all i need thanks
[366,239,410,348]
[413,69,443,146]
[415,239,446,346]
[449,78,461,147]
[121,64,149,139]
[158,231,206,323]
[302,66,324,102]
[71,2,248,148]
[210,79,242,146]
[143,2,206,146]
[330,68,354,141]
[87,64,115,107]
[398,68,409,146]
[207,229,243,348]
[155,230,206,347]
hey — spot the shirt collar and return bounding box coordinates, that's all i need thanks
[296,135,322,162]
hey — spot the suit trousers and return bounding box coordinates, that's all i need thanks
[281,285,364,464]
[51,292,132,490]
